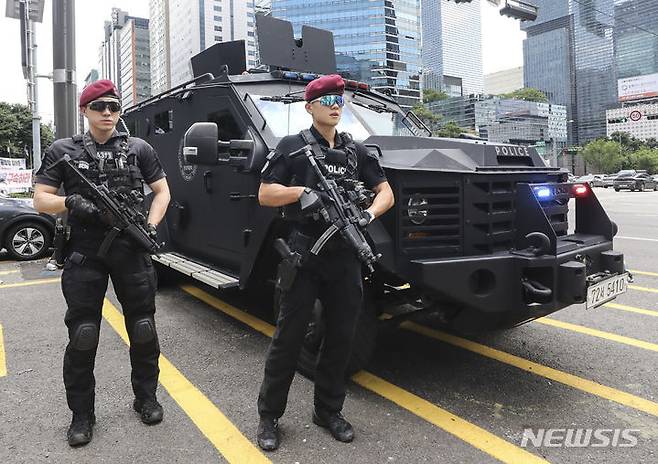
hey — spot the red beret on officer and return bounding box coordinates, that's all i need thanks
[79,79,120,107]
[304,74,345,102]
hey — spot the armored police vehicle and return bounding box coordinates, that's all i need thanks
[123,17,628,374]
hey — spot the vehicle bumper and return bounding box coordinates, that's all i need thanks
[406,183,625,331]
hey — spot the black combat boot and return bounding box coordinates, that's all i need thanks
[312,408,354,443]
[67,411,96,447]
[133,397,164,425]
[256,417,280,451]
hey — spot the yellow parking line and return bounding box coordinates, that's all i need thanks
[629,284,658,294]
[537,318,658,353]
[0,270,19,276]
[180,285,548,464]
[399,321,658,418]
[353,371,547,464]
[101,299,270,464]
[604,302,658,317]
[0,324,6,377]
[629,269,658,278]
[0,278,60,289]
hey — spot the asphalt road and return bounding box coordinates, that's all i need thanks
[0,187,657,464]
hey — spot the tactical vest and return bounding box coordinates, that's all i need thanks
[300,129,358,184]
[70,132,146,214]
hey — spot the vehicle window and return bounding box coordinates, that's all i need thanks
[250,96,371,141]
[348,102,417,137]
[154,110,173,135]
[207,110,244,141]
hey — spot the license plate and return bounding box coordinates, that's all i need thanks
[586,273,628,309]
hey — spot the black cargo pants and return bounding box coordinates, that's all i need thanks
[257,244,363,419]
[61,233,160,414]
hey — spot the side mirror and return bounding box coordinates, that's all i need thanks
[183,122,255,167]
[183,122,219,165]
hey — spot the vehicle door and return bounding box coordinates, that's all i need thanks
[193,92,259,274]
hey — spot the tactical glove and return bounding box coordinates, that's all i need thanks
[358,209,375,227]
[147,223,158,241]
[298,188,332,215]
[65,194,100,222]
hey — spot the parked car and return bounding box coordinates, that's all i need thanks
[0,193,55,260]
[576,174,604,187]
[613,172,658,191]
[601,174,619,188]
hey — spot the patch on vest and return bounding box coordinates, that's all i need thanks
[325,164,347,176]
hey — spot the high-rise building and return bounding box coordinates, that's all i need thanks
[521,0,617,145]
[421,0,483,97]
[614,0,658,83]
[153,0,257,89]
[271,0,422,106]
[99,9,151,108]
[484,66,523,95]
[149,0,171,96]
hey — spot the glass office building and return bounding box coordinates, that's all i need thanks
[521,0,617,145]
[271,0,422,106]
[614,0,658,83]
[421,0,483,96]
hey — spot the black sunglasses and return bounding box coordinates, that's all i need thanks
[88,100,121,113]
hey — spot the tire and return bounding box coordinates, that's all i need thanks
[273,286,378,380]
[4,221,52,261]
[654,184,658,191]
[614,188,620,192]
[638,183,644,191]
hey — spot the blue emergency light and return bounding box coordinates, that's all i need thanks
[533,186,552,200]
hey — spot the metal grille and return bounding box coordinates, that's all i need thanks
[399,181,462,259]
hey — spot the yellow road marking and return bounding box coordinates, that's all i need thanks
[604,302,658,317]
[180,285,548,464]
[101,299,270,464]
[398,321,658,418]
[0,324,6,377]
[353,371,548,464]
[629,269,658,278]
[629,284,658,294]
[537,318,658,353]
[0,278,60,289]
[0,270,19,276]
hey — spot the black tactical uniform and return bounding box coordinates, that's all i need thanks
[35,130,166,416]
[257,125,386,420]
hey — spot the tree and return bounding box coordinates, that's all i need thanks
[630,148,658,174]
[581,139,624,173]
[412,104,443,133]
[609,131,644,153]
[436,121,464,138]
[422,89,448,103]
[500,87,548,103]
[0,102,54,167]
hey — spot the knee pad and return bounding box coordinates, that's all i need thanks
[132,317,156,344]
[71,322,99,351]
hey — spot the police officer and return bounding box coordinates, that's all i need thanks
[33,80,171,447]
[256,74,394,450]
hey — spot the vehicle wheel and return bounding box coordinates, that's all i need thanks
[4,221,52,261]
[273,287,378,380]
[654,184,658,191]
[638,183,644,191]
[614,188,620,192]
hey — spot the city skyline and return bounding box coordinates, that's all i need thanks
[1,0,525,125]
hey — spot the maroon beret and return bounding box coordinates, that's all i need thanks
[79,79,120,107]
[304,74,345,102]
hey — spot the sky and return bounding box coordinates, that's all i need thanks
[0,0,525,126]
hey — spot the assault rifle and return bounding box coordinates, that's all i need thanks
[289,145,381,273]
[52,155,160,257]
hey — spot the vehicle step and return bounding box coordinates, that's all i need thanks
[152,252,239,289]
